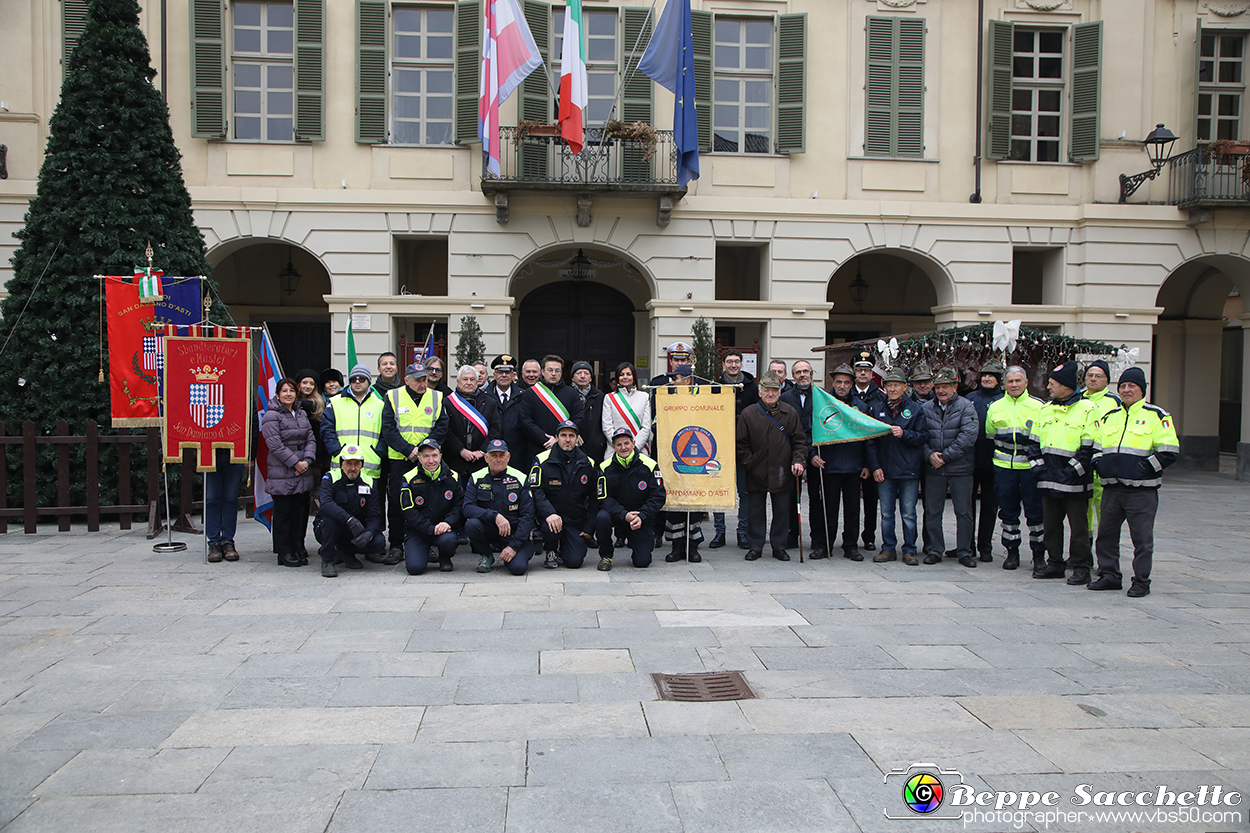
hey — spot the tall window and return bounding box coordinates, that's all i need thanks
[392,6,455,145]
[1198,32,1245,141]
[1010,29,1063,161]
[713,18,772,153]
[232,1,294,141]
[552,9,618,125]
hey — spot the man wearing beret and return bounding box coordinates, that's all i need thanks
[1088,368,1179,597]
[851,352,886,552]
[1030,360,1100,585]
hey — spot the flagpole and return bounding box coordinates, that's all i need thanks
[817,468,831,561]
[795,474,804,564]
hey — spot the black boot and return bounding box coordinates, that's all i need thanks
[687,543,702,563]
[1003,548,1020,570]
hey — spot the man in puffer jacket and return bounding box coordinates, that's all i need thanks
[1030,360,1099,585]
[921,368,979,567]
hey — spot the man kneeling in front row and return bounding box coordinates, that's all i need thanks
[531,420,599,569]
[465,439,537,575]
[594,428,666,571]
[313,445,385,577]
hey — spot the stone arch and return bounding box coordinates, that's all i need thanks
[825,246,956,344]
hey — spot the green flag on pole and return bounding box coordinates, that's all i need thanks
[811,385,891,445]
[346,317,358,369]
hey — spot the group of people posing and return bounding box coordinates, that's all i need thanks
[211,343,1177,597]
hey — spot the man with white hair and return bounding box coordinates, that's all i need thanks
[445,364,500,479]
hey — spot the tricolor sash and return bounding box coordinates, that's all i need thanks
[608,391,643,437]
[448,391,490,436]
[532,382,571,422]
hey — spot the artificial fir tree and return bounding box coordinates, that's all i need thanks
[0,0,226,506]
[454,315,486,367]
[691,317,718,382]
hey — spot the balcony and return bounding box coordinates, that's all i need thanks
[1167,146,1250,210]
[480,125,687,227]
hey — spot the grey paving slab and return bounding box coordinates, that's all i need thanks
[840,669,982,697]
[162,707,424,746]
[365,741,525,789]
[753,645,904,671]
[966,642,1098,668]
[575,672,657,702]
[328,676,458,707]
[443,649,538,676]
[713,732,877,780]
[562,625,718,649]
[506,783,682,833]
[0,749,78,796]
[526,736,729,785]
[1013,728,1223,772]
[14,710,191,751]
[327,651,448,678]
[405,628,563,651]
[229,651,342,678]
[951,667,1092,696]
[31,747,229,796]
[854,727,1064,775]
[502,610,599,629]
[671,779,856,833]
[103,680,237,713]
[216,677,339,709]
[417,703,648,742]
[333,787,505,833]
[198,743,379,793]
[643,701,754,736]
[454,673,579,705]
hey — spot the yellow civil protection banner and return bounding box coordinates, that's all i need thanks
[655,385,737,510]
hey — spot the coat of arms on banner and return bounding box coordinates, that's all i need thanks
[142,323,166,373]
[189,364,225,429]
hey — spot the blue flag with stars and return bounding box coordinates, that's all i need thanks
[638,0,699,188]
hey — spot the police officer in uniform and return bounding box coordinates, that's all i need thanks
[1088,367,1179,597]
[398,437,462,575]
[464,439,536,575]
[381,362,449,565]
[594,427,666,570]
[851,352,886,552]
[313,445,385,577]
[322,364,385,484]
[485,354,527,467]
[530,420,598,569]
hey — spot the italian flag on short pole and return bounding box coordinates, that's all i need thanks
[558,0,587,153]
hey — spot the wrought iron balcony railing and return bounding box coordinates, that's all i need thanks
[1167,146,1250,208]
[480,126,683,194]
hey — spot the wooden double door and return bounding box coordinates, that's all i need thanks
[518,281,635,387]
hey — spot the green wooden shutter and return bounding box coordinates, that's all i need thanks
[776,13,806,153]
[62,0,90,68]
[896,17,924,157]
[519,0,551,179]
[1193,18,1203,143]
[356,0,387,144]
[986,19,1013,161]
[190,0,227,139]
[1069,21,1101,162]
[864,17,892,155]
[622,7,655,180]
[294,0,325,141]
[455,0,482,145]
[691,9,712,152]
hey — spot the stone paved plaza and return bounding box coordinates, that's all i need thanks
[1,471,1248,832]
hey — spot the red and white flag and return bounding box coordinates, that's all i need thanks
[558,0,587,153]
[479,0,543,176]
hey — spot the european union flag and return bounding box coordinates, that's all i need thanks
[637,0,698,188]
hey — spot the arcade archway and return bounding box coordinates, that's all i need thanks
[825,249,951,345]
[208,240,332,374]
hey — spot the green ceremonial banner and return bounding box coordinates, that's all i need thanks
[811,385,891,445]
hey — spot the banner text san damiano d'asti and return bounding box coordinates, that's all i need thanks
[654,386,736,511]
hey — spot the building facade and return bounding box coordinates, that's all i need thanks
[3,0,1250,470]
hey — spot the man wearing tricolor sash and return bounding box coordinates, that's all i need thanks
[518,354,585,468]
[446,365,500,479]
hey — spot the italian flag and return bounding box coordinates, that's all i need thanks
[558,0,587,153]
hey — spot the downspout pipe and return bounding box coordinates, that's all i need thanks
[970,0,984,203]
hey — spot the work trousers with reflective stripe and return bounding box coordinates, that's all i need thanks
[993,467,1044,553]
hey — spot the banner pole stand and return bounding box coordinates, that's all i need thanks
[685,511,690,563]
[153,422,187,554]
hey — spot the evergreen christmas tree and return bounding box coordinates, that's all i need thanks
[454,315,486,367]
[692,317,718,383]
[1,0,225,507]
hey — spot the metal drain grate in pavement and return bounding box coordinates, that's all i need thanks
[652,671,756,702]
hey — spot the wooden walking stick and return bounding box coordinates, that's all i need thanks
[795,474,804,563]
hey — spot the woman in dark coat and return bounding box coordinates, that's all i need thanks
[262,378,317,567]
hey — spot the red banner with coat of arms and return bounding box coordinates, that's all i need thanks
[162,328,251,470]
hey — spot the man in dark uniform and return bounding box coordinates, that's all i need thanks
[398,437,463,575]
[781,360,816,550]
[312,445,385,577]
[714,349,758,549]
[464,439,536,575]
[851,351,886,552]
[594,428,666,570]
[530,420,598,569]
[570,360,606,462]
[485,354,527,468]
[380,362,449,566]
[519,354,585,468]
[963,361,1004,562]
[445,364,501,480]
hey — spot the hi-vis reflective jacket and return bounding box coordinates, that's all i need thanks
[322,390,385,480]
[985,390,1043,470]
[1084,387,1122,419]
[1030,391,1099,499]
[1092,399,1180,489]
[382,386,447,460]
